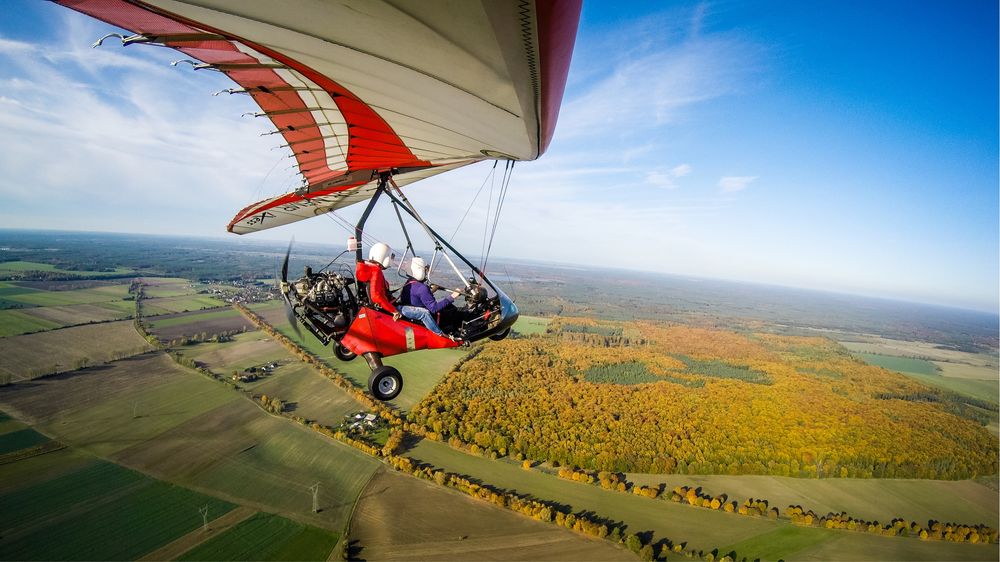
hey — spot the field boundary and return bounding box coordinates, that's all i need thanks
[136,505,258,561]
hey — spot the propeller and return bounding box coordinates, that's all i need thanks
[278,239,303,338]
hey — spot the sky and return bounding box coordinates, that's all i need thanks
[0,0,997,312]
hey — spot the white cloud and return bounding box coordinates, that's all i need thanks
[670,163,692,177]
[643,163,692,189]
[718,175,757,193]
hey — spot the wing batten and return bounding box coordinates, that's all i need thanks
[57,0,581,234]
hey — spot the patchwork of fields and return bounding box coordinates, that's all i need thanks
[2,273,997,561]
[0,418,340,561]
[351,468,634,561]
[0,321,154,381]
[405,439,999,561]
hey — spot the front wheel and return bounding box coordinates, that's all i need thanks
[368,366,403,401]
[333,342,357,362]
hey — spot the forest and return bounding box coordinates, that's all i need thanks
[409,317,998,479]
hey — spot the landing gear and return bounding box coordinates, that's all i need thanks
[489,327,511,341]
[333,342,357,362]
[368,366,403,401]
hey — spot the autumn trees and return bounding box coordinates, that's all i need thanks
[409,318,998,480]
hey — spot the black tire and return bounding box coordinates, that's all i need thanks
[368,366,403,401]
[488,327,511,341]
[333,342,357,362]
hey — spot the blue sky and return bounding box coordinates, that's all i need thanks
[0,1,997,311]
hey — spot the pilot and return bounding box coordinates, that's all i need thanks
[354,242,400,319]
[398,257,460,339]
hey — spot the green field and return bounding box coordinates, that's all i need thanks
[0,459,236,561]
[0,427,50,455]
[174,331,287,373]
[248,363,362,426]
[148,307,244,330]
[513,315,551,336]
[0,261,133,276]
[4,284,131,307]
[857,352,999,404]
[408,439,997,561]
[0,320,154,381]
[0,351,381,533]
[857,353,941,376]
[625,473,999,529]
[143,295,227,315]
[178,512,338,561]
[0,309,61,337]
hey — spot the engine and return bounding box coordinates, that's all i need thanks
[288,269,357,339]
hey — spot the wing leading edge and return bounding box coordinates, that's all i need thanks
[56,0,581,234]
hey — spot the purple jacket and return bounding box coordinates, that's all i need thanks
[399,279,453,314]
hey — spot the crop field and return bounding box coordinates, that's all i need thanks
[0,260,133,277]
[178,512,338,561]
[0,321,154,381]
[855,352,999,404]
[407,439,997,561]
[143,295,228,315]
[0,427,51,455]
[352,467,633,561]
[183,405,381,531]
[0,280,134,337]
[248,363,361,426]
[513,315,551,336]
[0,457,237,562]
[0,309,61,337]
[626,473,999,529]
[22,301,132,323]
[0,353,240,457]
[147,307,255,342]
[174,332,287,373]
[0,351,380,533]
[249,301,467,411]
[4,283,131,307]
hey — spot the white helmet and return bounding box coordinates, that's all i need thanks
[410,257,427,281]
[368,242,393,268]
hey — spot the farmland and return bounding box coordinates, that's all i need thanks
[0,321,154,381]
[1,231,997,561]
[625,473,998,529]
[351,467,633,561]
[147,307,255,343]
[0,351,381,533]
[406,438,998,561]
[177,512,338,561]
[0,458,236,561]
[0,280,136,336]
[143,295,228,315]
[0,260,134,277]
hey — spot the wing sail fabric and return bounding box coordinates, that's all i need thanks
[56,0,581,234]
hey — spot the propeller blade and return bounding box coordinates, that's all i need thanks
[277,239,303,339]
[281,239,292,283]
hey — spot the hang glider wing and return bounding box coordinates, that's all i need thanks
[56,0,581,234]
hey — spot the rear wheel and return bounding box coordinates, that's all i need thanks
[489,327,511,341]
[368,366,403,401]
[333,342,357,362]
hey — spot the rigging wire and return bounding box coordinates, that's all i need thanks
[482,160,514,272]
[448,161,497,244]
[480,162,497,271]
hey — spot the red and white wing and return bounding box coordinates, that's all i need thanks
[56,0,581,234]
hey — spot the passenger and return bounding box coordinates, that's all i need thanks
[354,242,400,319]
[398,257,460,339]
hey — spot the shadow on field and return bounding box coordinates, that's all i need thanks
[346,539,366,561]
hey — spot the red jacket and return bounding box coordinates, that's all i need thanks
[355,260,398,314]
